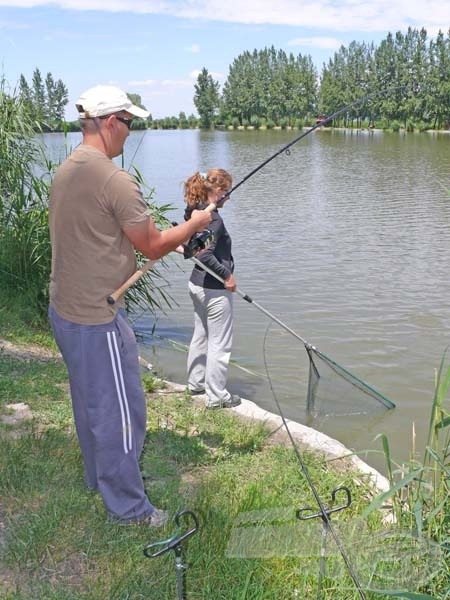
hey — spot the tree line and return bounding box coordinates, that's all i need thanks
[13,26,450,132]
[195,27,450,131]
[18,68,69,131]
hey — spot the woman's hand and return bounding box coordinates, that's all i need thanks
[224,274,237,292]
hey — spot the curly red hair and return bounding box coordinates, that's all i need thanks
[184,169,232,209]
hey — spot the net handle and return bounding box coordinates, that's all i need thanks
[190,256,395,411]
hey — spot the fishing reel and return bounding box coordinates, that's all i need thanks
[183,229,214,259]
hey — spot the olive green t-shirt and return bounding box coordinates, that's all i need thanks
[49,145,149,324]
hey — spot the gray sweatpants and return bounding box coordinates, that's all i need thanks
[187,282,234,407]
[49,305,154,522]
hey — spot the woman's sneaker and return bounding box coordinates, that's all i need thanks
[206,395,241,409]
[189,388,206,396]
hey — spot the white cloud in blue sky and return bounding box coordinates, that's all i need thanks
[0,0,449,118]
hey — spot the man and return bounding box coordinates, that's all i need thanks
[48,85,212,526]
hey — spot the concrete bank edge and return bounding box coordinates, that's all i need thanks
[161,377,390,496]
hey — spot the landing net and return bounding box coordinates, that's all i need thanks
[305,346,395,417]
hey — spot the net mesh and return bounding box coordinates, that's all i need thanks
[305,346,395,417]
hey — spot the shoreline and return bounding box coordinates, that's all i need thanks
[151,373,391,496]
[0,338,390,496]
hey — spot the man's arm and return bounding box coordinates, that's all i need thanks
[123,209,212,260]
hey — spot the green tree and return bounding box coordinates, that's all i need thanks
[127,93,150,119]
[319,46,350,125]
[19,69,68,130]
[426,29,450,128]
[32,68,45,123]
[18,74,33,118]
[222,46,317,126]
[194,67,220,129]
[284,52,318,125]
[53,79,69,123]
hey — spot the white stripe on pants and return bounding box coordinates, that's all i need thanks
[48,305,154,522]
[187,282,233,407]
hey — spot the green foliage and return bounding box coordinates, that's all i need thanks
[0,346,448,600]
[0,341,449,597]
[361,348,450,599]
[0,77,54,323]
[194,67,221,129]
[14,28,450,132]
[318,27,450,130]
[19,67,68,132]
[141,372,166,393]
[125,166,177,316]
[129,118,148,130]
[0,76,182,326]
[0,351,381,599]
[126,92,149,120]
[249,115,260,128]
[222,46,318,128]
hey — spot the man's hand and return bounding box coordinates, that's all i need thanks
[191,208,212,231]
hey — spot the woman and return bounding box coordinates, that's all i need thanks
[184,169,241,409]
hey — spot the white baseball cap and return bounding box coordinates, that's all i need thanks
[75,85,149,119]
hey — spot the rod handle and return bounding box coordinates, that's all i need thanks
[107,260,158,305]
[106,203,216,305]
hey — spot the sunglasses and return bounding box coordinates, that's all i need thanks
[115,116,133,130]
[99,115,133,130]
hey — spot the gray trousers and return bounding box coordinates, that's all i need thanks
[49,305,154,522]
[187,282,233,407]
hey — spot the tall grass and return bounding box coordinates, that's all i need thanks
[0,76,177,329]
[0,76,54,322]
[362,349,450,599]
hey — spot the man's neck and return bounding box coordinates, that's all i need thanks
[82,133,110,158]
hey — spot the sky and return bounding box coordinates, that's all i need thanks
[0,1,449,120]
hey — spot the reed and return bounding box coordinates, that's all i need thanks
[1,340,449,597]
[0,77,53,321]
[0,76,176,326]
[361,350,450,599]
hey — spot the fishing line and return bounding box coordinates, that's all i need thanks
[261,322,367,599]
[187,255,395,412]
[214,85,407,203]
[108,85,408,301]
[126,127,148,171]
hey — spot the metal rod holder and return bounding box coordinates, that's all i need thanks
[296,486,352,599]
[144,509,199,600]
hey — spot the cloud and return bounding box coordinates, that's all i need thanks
[96,44,149,55]
[128,79,157,86]
[0,19,31,29]
[0,1,449,35]
[128,77,194,92]
[189,69,224,80]
[288,37,343,50]
[186,43,200,53]
[126,75,198,115]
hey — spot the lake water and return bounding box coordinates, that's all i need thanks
[42,128,450,474]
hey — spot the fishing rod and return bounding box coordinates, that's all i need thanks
[108,90,402,599]
[188,256,394,409]
[188,256,370,599]
[217,87,398,200]
[108,86,404,301]
[106,202,217,306]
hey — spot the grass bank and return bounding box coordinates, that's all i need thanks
[0,348,372,599]
[0,301,448,599]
